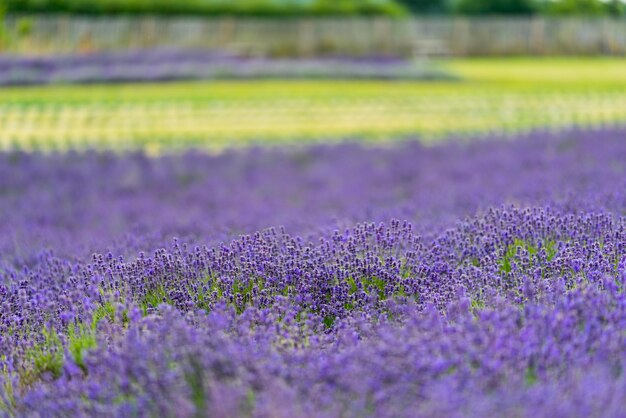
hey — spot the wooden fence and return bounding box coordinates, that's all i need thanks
[3,15,626,56]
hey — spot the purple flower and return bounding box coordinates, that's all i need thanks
[1,126,626,416]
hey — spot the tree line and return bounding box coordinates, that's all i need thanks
[402,0,626,16]
[1,0,624,16]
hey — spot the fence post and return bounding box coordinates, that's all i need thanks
[218,18,235,50]
[298,19,315,57]
[452,18,469,56]
[530,17,545,55]
[603,18,615,55]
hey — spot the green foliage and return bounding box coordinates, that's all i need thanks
[452,0,538,15]
[397,0,450,14]
[4,0,407,16]
[15,17,33,36]
[185,357,207,416]
[67,320,98,371]
[23,326,64,386]
[141,283,172,315]
[525,364,538,385]
[347,275,389,300]
[500,238,557,274]
[545,240,557,262]
[540,0,610,15]
[4,0,623,16]
[13,306,119,391]
[470,297,485,313]
[500,240,518,274]
[347,276,359,295]
[0,357,16,414]
[186,274,266,315]
[605,0,626,16]
[244,389,257,415]
[232,279,255,314]
[363,276,387,299]
[0,0,6,49]
[323,315,336,329]
[449,0,623,15]
[93,300,117,324]
[189,274,222,312]
[23,316,101,385]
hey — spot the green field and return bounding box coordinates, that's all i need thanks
[1,58,626,151]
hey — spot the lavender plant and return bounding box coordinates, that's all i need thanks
[1,126,626,416]
[0,49,452,85]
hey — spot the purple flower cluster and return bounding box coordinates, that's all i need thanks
[0,49,450,85]
[1,126,626,416]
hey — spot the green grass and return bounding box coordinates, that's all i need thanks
[1,58,626,150]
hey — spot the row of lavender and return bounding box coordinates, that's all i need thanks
[0,49,452,85]
[1,127,626,416]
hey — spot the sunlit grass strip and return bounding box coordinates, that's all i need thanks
[1,58,626,150]
[1,91,626,151]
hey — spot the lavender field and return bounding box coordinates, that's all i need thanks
[1,125,626,417]
[0,50,452,85]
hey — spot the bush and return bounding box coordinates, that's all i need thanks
[0,1,6,49]
[452,0,538,15]
[396,0,450,14]
[4,0,408,16]
[540,0,612,15]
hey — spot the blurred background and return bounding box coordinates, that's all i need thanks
[1,0,626,151]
